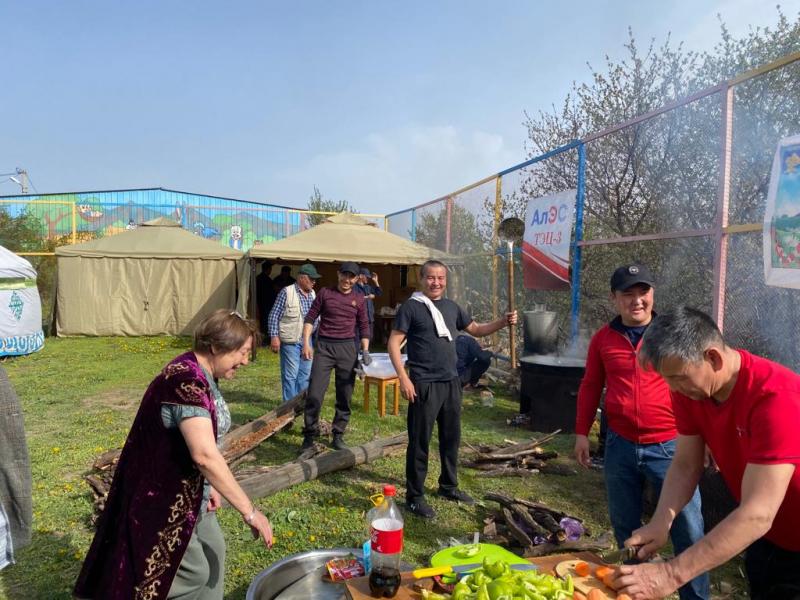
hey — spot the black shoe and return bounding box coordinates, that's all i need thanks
[438,488,475,504]
[405,498,436,519]
[331,434,347,451]
[300,435,315,451]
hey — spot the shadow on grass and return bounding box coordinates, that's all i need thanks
[0,531,84,599]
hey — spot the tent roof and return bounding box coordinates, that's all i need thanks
[248,213,462,266]
[0,245,36,279]
[55,218,243,259]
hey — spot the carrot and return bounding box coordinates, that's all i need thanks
[602,573,617,589]
[617,594,633,600]
[587,589,606,600]
[574,561,591,577]
[573,592,588,600]
[594,565,613,580]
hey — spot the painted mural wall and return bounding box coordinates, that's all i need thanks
[0,188,305,253]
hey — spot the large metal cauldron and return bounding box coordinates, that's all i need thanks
[519,354,586,433]
[246,548,413,600]
[522,311,559,355]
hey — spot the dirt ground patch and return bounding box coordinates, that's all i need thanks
[81,387,141,411]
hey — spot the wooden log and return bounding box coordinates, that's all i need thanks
[502,507,534,548]
[92,449,121,470]
[85,473,109,498]
[523,531,615,557]
[222,391,304,451]
[485,430,561,458]
[484,492,580,526]
[461,461,514,470]
[511,504,551,540]
[531,509,567,542]
[476,467,539,477]
[537,463,578,476]
[227,433,408,503]
[483,492,550,541]
[222,412,295,463]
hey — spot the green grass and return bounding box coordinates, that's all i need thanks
[0,338,746,598]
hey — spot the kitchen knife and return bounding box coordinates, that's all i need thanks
[597,545,641,565]
[412,562,538,579]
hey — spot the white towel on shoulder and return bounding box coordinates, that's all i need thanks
[410,292,452,341]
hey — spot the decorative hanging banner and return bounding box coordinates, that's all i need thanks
[764,134,800,288]
[521,189,576,290]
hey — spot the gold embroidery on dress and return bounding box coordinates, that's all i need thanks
[175,381,206,405]
[162,362,191,379]
[134,476,203,599]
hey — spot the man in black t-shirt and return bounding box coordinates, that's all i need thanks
[388,260,517,519]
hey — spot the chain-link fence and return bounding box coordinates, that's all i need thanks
[387,51,800,371]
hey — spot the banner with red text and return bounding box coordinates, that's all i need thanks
[521,189,576,290]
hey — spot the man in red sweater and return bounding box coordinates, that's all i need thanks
[616,306,800,600]
[574,264,708,600]
[300,262,371,452]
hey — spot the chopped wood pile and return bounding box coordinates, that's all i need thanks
[461,430,577,477]
[84,449,121,517]
[482,492,614,558]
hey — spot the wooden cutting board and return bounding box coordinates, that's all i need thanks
[344,571,430,599]
[555,559,617,598]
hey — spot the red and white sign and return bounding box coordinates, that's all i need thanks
[522,189,576,290]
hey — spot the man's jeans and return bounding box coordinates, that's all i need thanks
[605,429,709,600]
[279,342,312,402]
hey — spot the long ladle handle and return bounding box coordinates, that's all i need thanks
[507,240,516,371]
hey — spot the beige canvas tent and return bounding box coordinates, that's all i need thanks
[246,213,464,329]
[248,213,461,265]
[55,217,246,336]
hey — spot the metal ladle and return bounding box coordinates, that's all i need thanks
[498,217,524,370]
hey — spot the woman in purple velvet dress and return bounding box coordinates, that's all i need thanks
[75,310,273,600]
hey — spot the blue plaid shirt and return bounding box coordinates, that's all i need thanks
[268,283,316,339]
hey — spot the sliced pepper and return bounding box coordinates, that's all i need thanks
[454,543,482,558]
[421,590,450,600]
[483,558,507,580]
[476,582,491,600]
[487,579,515,600]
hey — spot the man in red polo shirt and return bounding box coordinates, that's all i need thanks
[616,306,800,600]
[574,264,707,600]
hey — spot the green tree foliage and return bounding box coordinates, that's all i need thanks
[306,186,357,226]
[518,9,800,365]
[0,206,44,252]
[414,201,498,320]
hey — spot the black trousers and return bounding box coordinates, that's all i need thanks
[458,353,491,386]
[405,379,462,502]
[303,339,358,437]
[746,537,800,599]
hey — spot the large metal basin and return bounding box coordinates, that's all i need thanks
[246,548,413,600]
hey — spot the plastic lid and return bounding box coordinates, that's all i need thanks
[383,484,396,496]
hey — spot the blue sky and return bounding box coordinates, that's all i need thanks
[2,0,798,214]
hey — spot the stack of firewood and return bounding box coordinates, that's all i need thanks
[482,492,614,557]
[461,430,577,477]
[84,449,121,519]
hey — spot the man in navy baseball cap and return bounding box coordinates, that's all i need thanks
[610,263,655,292]
[575,262,709,600]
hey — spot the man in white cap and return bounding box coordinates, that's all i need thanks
[268,263,322,403]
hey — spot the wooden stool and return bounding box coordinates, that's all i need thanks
[363,375,400,417]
